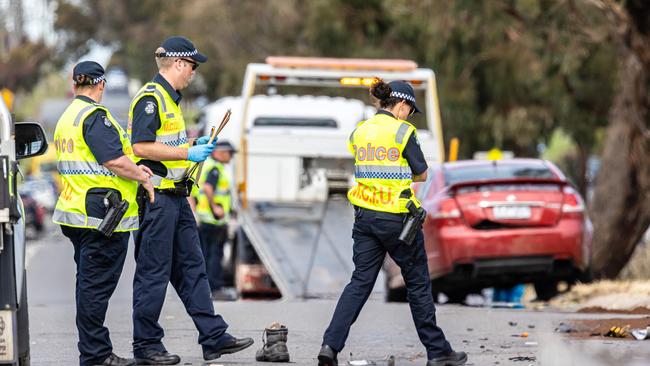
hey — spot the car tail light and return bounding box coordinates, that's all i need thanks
[431,197,462,221]
[562,186,585,215]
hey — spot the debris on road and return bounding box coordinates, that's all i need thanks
[631,326,650,340]
[508,356,536,362]
[605,325,630,338]
[555,322,573,333]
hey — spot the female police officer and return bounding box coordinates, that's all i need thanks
[53,61,155,366]
[318,80,467,366]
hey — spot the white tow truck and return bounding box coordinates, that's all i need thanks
[0,99,48,365]
[201,57,445,300]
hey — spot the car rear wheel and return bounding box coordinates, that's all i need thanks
[534,280,559,301]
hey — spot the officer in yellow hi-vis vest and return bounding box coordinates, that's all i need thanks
[128,36,253,364]
[53,61,155,366]
[318,80,467,366]
[193,140,236,301]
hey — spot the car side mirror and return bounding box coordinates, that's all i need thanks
[15,122,48,160]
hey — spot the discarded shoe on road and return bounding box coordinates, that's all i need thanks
[256,322,290,362]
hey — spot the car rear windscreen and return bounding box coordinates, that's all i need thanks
[444,164,556,185]
[254,117,337,128]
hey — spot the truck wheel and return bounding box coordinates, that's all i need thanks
[17,271,30,366]
[385,284,407,302]
[534,281,559,301]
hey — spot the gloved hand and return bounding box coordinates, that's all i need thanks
[187,143,215,163]
[195,135,218,146]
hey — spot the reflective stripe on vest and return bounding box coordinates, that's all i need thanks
[52,98,139,231]
[346,113,420,214]
[128,82,191,189]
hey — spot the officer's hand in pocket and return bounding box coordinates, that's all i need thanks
[187,143,215,163]
[141,179,155,204]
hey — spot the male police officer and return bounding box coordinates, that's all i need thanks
[193,140,236,301]
[53,61,155,366]
[128,36,253,364]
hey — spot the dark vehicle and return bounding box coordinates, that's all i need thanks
[384,159,592,303]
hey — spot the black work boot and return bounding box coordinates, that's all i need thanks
[426,351,468,366]
[203,336,255,360]
[255,323,290,362]
[135,350,180,365]
[317,345,338,366]
[97,353,136,366]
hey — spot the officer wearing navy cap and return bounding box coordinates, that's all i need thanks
[193,140,237,301]
[53,61,155,366]
[317,79,467,366]
[128,36,253,364]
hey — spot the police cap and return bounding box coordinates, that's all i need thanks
[72,61,106,86]
[215,140,237,153]
[388,80,421,114]
[155,36,207,63]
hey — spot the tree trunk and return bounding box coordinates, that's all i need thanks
[591,0,650,278]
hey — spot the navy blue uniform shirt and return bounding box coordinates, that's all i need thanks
[130,74,182,144]
[77,95,123,165]
[205,166,220,188]
[375,110,428,175]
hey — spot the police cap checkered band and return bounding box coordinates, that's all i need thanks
[390,91,415,103]
[72,61,106,86]
[157,36,207,63]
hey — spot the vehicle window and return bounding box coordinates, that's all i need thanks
[444,164,555,185]
[415,168,434,201]
[253,117,337,128]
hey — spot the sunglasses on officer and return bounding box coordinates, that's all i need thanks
[177,58,199,70]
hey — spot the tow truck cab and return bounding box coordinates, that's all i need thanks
[0,98,48,366]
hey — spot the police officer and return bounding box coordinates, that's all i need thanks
[128,36,253,364]
[193,140,236,301]
[53,61,155,366]
[318,80,468,366]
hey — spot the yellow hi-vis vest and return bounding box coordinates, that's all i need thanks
[52,98,138,231]
[347,113,420,214]
[127,82,191,189]
[192,158,231,225]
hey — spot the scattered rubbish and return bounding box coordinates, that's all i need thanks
[508,356,536,362]
[479,337,489,341]
[555,322,573,333]
[480,345,485,349]
[589,332,601,337]
[500,345,511,349]
[527,325,536,329]
[631,326,650,340]
[467,328,474,332]
[348,361,376,366]
[604,325,629,338]
[511,332,529,338]
[508,321,518,327]
[524,342,538,346]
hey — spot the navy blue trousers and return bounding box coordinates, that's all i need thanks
[198,223,227,292]
[61,225,129,366]
[132,193,231,357]
[322,207,452,359]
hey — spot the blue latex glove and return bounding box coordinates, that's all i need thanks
[195,135,218,145]
[187,143,215,162]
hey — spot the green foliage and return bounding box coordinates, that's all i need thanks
[51,0,617,166]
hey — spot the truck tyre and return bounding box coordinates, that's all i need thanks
[385,282,407,302]
[17,271,30,366]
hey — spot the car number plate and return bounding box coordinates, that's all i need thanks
[493,205,531,219]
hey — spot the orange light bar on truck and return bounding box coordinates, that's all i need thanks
[266,56,418,71]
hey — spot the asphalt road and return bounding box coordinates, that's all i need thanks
[25,221,650,366]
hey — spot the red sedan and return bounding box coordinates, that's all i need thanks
[384,158,592,302]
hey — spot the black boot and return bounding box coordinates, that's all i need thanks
[317,345,337,366]
[255,323,290,362]
[97,353,136,366]
[426,351,468,366]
